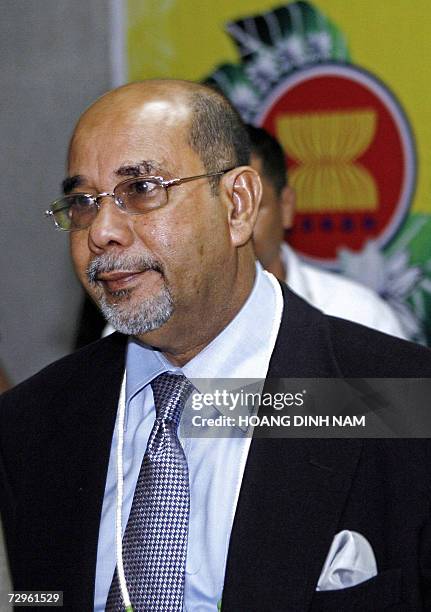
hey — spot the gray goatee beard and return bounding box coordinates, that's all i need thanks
[86,252,174,336]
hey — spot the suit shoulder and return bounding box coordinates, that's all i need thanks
[0,332,127,410]
[327,315,431,376]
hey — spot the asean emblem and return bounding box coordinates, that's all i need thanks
[256,63,416,266]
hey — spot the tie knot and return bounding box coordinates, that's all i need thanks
[151,372,194,425]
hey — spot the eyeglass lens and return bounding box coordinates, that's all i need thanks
[52,195,98,230]
[52,178,167,230]
[115,178,166,213]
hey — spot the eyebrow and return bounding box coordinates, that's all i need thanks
[62,175,85,195]
[116,160,164,178]
[61,160,166,195]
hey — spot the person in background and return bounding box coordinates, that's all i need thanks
[248,124,407,339]
[75,293,108,348]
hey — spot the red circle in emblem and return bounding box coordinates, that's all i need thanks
[256,63,416,266]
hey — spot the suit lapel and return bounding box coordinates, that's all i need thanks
[51,333,127,609]
[222,285,363,611]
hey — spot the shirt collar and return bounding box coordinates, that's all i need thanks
[280,242,313,302]
[181,262,279,379]
[125,337,177,402]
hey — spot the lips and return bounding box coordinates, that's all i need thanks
[97,270,143,292]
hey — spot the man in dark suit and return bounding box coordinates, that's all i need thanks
[1,80,431,611]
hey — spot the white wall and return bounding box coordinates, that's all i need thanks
[0,0,114,385]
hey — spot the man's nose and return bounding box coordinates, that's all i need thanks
[88,196,134,253]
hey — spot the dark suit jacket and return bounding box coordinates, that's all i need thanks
[2,284,431,611]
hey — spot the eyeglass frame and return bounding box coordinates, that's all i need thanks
[45,168,234,231]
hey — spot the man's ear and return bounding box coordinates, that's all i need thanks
[221,166,262,247]
[280,185,296,230]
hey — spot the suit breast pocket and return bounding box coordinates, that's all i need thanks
[310,568,403,611]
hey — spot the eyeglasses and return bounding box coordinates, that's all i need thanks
[45,169,233,231]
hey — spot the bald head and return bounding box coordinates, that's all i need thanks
[70,80,250,191]
[73,80,194,133]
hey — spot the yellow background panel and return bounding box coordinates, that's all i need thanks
[127,0,431,213]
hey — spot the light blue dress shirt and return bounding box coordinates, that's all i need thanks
[94,265,283,610]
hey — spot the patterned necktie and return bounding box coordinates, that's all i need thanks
[106,372,193,612]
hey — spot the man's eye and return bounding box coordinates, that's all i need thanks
[130,180,157,194]
[69,195,93,207]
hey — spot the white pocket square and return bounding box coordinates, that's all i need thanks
[316,530,377,591]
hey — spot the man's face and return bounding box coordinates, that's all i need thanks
[68,91,234,341]
[251,155,285,270]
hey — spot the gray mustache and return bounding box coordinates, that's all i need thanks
[86,252,164,284]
